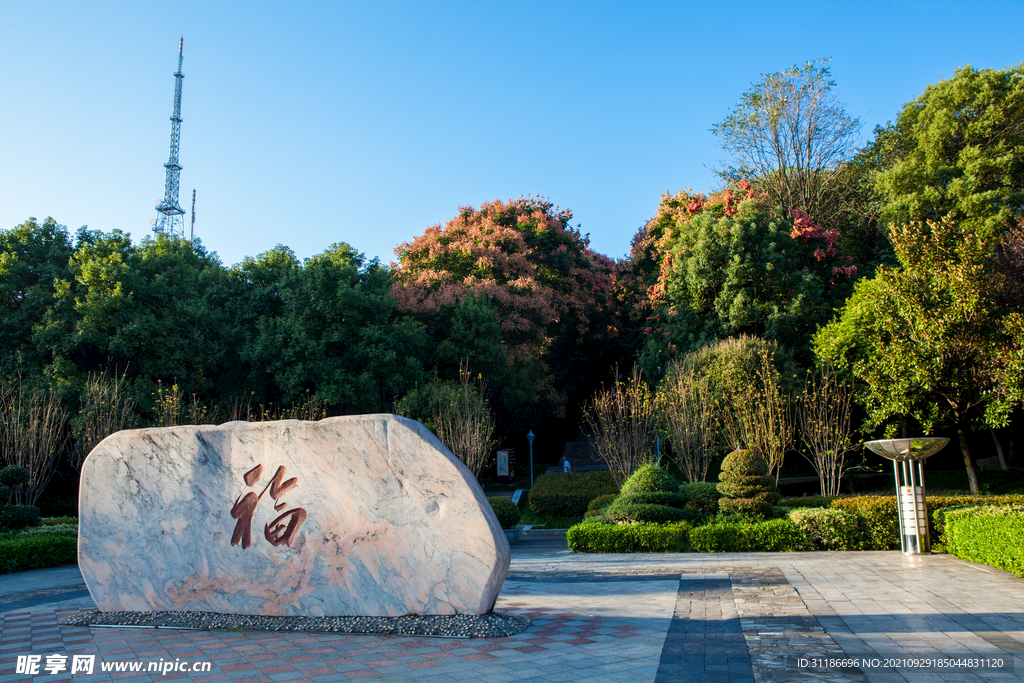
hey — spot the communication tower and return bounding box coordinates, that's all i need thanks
[152,38,186,237]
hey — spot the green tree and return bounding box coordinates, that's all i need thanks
[0,218,73,379]
[232,243,427,412]
[814,217,1019,493]
[38,231,234,404]
[874,64,1024,242]
[639,189,857,375]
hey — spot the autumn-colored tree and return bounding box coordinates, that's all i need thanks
[392,196,618,429]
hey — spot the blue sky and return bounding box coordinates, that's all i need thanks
[2,0,1021,268]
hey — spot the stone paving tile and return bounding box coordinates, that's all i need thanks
[4,552,1024,682]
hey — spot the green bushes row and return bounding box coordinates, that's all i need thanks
[779,496,835,509]
[567,520,690,553]
[787,508,861,550]
[944,505,1024,576]
[690,519,805,552]
[529,471,619,517]
[831,495,1024,550]
[487,497,520,530]
[0,536,78,574]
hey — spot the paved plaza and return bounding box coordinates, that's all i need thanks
[2,541,1023,682]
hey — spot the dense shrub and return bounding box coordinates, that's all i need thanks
[779,496,835,509]
[831,494,1024,549]
[0,536,78,574]
[587,494,619,513]
[929,495,1024,542]
[788,508,861,550]
[488,497,521,530]
[567,520,690,553]
[18,524,78,537]
[0,505,41,530]
[717,450,780,518]
[617,491,687,507]
[944,506,1024,576]
[690,519,806,552]
[40,516,78,527]
[830,496,899,550]
[529,471,619,518]
[604,503,691,525]
[680,482,721,514]
[619,465,680,496]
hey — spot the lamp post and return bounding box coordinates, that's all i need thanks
[527,430,535,487]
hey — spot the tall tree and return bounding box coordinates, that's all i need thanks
[712,58,861,226]
[874,64,1024,242]
[814,217,1018,493]
[392,196,619,430]
[0,218,73,379]
[638,186,857,376]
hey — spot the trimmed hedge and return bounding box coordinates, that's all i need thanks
[830,496,899,550]
[529,472,619,518]
[619,465,679,496]
[587,494,619,513]
[680,482,721,514]
[944,505,1024,576]
[788,508,861,550]
[18,524,78,538]
[604,503,691,525]
[0,536,78,574]
[0,505,41,530]
[779,496,835,509]
[717,450,780,519]
[929,495,1024,542]
[488,497,521,530]
[567,520,690,553]
[617,491,687,508]
[831,494,1024,549]
[41,516,78,527]
[690,519,806,552]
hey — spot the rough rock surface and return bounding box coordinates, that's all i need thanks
[78,414,510,617]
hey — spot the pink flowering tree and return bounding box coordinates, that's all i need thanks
[636,183,859,376]
[392,196,619,429]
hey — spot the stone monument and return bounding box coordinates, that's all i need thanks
[78,414,510,616]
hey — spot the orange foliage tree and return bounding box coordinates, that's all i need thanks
[392,196,620,429]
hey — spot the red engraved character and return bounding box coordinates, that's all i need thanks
[230,464,307,549]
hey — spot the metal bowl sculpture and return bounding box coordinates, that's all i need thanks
[864,438,950,462]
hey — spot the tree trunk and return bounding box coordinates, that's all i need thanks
[991,428,1009,471]
[958,428,980,494]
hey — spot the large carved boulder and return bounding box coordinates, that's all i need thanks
[78,414,510,616]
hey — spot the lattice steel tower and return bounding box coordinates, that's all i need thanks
[152,38,186,237]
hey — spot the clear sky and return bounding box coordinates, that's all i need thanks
[2,0,1021,268]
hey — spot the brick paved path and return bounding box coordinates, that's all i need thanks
[2,551,1023,682]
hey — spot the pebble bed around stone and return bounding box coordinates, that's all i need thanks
[58,609,530,638]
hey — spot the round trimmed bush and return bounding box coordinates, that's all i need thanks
[587,494,619,513]
[620,464,679,496]
[488,497,521,530]
[604,503,691,525]
[716,450,780,519]
[681,481,721,508]
[0,505,41,530]
[617,491,686,507]
[0,465,30,487]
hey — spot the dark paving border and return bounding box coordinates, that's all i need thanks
[0,588,92,613]
[655,575,753,683]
